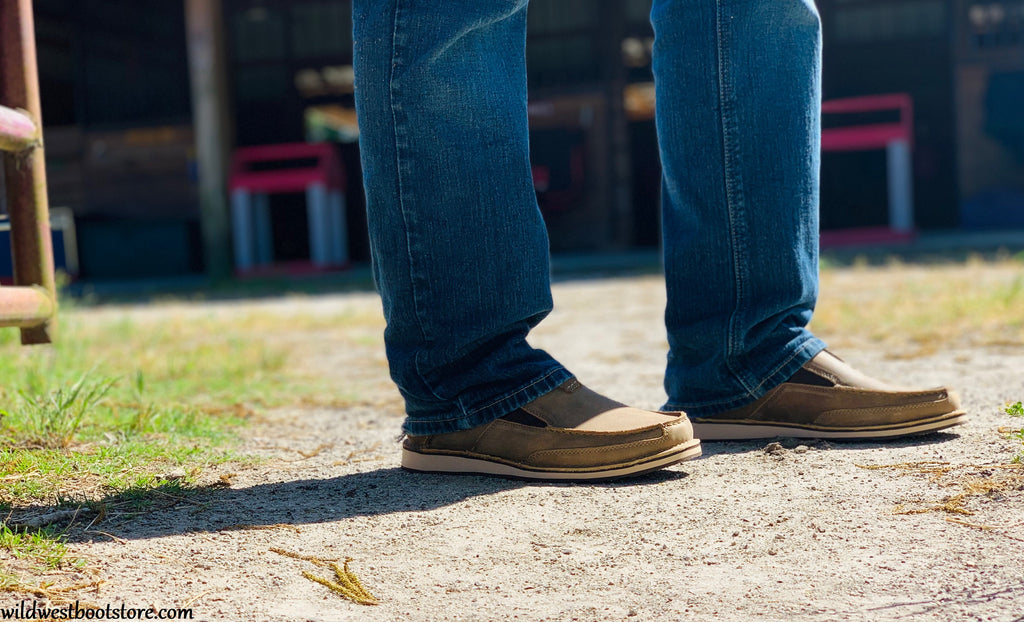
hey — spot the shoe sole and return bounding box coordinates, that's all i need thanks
[401,439,702,481]
[690,410,968,441]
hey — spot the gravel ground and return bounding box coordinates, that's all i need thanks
[9,275,1023,622]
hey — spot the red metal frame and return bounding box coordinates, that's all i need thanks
[821,93,914,152]
[0,0,57,344]
[229,142,346,194]
[229,142,348,275]
[819,93,917,247]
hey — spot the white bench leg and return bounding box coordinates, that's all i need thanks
[231,189,254,270]
[307,183,330,266]
[253,193,272,265]
[886,139,913,233]
[328,190,347,265]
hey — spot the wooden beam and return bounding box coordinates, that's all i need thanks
[185,0,234,280]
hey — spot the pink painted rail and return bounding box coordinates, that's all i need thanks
[821,92,916,237]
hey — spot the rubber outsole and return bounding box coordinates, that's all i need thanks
[401,440,702,481]
[690,411,968,441]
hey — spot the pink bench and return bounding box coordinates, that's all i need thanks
[229,142,347,272]
[821,93,915,244]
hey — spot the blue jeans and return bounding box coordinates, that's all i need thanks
[353,0,827,436]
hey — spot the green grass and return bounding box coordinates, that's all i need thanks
[812,258,1024,352]
[0,298,388,595]
[4,372,116,449]
[0,526,80,571]
[1006,402,1024,464]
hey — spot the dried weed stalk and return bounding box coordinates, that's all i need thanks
[270,547,379,606]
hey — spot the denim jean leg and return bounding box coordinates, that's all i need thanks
[353,0,571,435]
[652,0,828,416]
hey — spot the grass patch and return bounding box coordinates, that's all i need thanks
[1004,401,1024,464]
[812,258,1024,353]
[4,372,116,449]
[0,300,383,504]
[0,524,89,601]
[1,297,386,596]
[862,402,1024,527]
[0,525,79,571]
[859,461,1024,519]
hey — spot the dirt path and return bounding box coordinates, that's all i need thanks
[18,276,1024,621]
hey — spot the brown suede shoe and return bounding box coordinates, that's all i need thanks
[402,379,701,480]
[690,350,967,440]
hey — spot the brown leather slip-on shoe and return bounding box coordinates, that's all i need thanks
[401,378,701,481]
[689,350,967,441]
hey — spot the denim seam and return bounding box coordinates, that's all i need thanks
[388,2,428,349]
[389,0,446,402]
[714,0,757,395]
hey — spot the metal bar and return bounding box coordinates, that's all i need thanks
[1,0,57,344]
[0,286,54,328]
[0,104,38,152]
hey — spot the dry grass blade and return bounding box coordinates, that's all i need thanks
[269,546,336,566]
[945,517,993,530]
[271,548,378,605]
[865,461,1024,519]
[301,560,379,606]
[895,493,975,516]
[0,578,104,605]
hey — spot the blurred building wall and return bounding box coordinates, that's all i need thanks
[29,0,1024,279]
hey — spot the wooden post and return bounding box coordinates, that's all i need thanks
[600,0,634,249]
[185,0,233,280]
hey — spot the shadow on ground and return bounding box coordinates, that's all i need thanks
[6,432,962,543]
[72,467,691,541]
[696,430,962,458]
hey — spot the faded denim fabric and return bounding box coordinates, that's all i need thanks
[353,0,826,435]
[652,0,827,413]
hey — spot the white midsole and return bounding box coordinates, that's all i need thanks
[402,441,702,480]
[691,412,968,441]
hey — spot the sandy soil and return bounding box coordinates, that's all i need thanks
[6,276,1024,622]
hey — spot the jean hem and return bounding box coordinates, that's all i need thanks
[401,366,574,436]
[663,335,826,417]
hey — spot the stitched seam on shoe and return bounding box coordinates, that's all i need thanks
[540,423,670,437]
[472,420,506,454]
[821,401,955,417]
[528,436,669,460]
[806,386,949,398]
[741,386,784,420]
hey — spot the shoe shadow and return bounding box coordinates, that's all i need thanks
[696,430,964,458]
[52,466,692,542]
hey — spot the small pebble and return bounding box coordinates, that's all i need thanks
[794,445,809,454]
[161,468,187,481]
